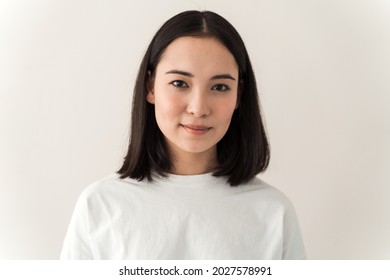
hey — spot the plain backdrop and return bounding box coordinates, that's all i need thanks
[1,0,389,259]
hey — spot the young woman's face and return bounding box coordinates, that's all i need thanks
[147,36,239,161]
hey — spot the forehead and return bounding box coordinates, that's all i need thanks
[156,36,238,75]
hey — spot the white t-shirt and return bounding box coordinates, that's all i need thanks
[60,173,306,259]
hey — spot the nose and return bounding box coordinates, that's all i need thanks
[186,89,210,118]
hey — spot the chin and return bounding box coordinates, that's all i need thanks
[180,144,216,154]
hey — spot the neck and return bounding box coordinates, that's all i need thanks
[169,146,218,176]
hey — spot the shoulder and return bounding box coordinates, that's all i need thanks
[78,173,146,202]
[238,176,296,212]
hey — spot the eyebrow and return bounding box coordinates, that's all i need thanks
[165,70,236,81]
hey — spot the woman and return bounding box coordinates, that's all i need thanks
[61,10,306,260]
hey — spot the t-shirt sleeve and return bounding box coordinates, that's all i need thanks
[282,202,306,260]
[60,191,94,259]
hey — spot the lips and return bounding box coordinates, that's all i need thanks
[181,124,211,135]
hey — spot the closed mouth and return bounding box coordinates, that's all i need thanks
[180,124,212,134]
[181,124,211,131]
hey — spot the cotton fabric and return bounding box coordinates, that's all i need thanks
[60,173,306,259]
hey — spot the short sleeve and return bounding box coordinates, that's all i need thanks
[60,191,94,259]
[282,202,306,260]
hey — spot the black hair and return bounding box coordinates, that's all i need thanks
[118,10,270,186]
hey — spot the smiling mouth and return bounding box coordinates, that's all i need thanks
[180,124,211,135]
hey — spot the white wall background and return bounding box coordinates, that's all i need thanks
[1,0,389,259]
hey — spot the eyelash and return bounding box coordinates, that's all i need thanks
[170,80,189,88]
[169,80,230,92]
[211,84,230,92]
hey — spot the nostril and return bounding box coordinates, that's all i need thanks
[187,108,210,118]
[186,100,210,118]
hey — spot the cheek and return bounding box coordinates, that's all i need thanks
[214,98,237,123]
[154,93,184,120]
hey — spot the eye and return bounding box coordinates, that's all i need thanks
[170,80,189,88]
[211,84,230,92]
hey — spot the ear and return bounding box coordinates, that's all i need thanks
[146,71,155,104]
[235,79,243,109]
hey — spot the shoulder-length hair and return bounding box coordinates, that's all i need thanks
[118,10,270,186]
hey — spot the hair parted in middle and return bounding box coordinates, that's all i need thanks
[118,10,270,186]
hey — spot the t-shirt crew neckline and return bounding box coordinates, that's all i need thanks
[155,172,223,187]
